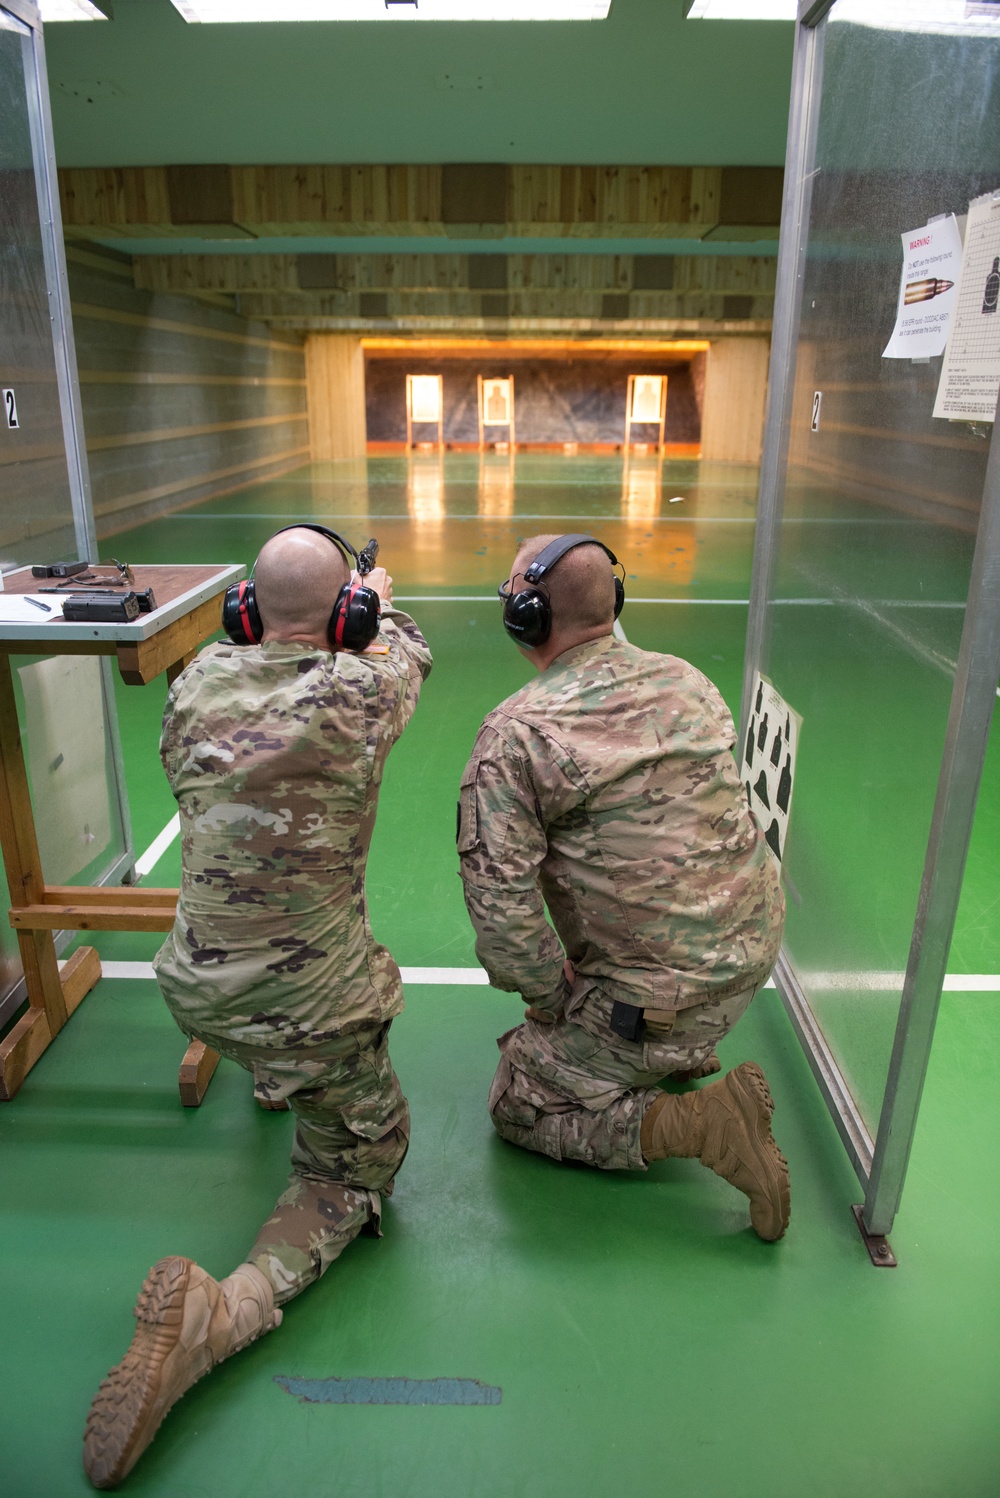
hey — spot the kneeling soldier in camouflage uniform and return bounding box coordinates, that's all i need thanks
[84,527,432,1489]
[458,533,789,1241]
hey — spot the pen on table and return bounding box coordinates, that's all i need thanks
[26,597,52,613]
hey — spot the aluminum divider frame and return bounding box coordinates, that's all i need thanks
[741,0,1000,1249]
[863,383,1000,1238]
[739,0,831,740]
[740,0,878,1202]
[7,0,134,885]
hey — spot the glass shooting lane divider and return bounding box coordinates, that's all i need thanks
[741,0,1000,1258]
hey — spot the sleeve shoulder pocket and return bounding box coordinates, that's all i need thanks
[457,770,480,854]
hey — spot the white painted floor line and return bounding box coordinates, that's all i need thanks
[134,814,181,879]
[768,974,1000,992]
[392,596,752,605]
[393,596,971,610]
[97,961,492,985]
[93,961,999,991]
[99,961,160,981]
[177,511,765,525]
[402,967,491,985]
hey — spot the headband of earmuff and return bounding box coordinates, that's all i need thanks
[499,533,625,649]
[221,524,381,652]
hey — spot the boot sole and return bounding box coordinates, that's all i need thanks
[83,1257,210,1490]
[723,1062,791,1242]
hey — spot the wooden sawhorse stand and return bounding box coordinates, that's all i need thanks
[0,563,244,1108]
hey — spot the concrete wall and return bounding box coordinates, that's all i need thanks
[66,245,309,539]
[364,356,701,447]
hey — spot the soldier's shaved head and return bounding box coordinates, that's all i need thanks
[512,534,617,636]
[254,527,349,642]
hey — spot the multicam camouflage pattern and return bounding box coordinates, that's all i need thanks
[154,610,432,1047]
[249,1177,379,1306]
[489,979,756,1171]
[226,1021,409,1303]
[153,609,429,1302]
[458,634,783,1016]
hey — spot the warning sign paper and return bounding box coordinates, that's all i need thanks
[934,189,1000,421]
[882,215,962,360]
[740,674,801,866]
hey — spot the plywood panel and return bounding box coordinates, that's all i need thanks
[60,165,781,241]
[306,334,367,461]
[700,337,770,464]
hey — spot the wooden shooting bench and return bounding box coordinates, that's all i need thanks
[0,562,243,1107]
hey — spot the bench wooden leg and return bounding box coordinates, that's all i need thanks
[0,945,102,1101]
[178,1039,221,1107]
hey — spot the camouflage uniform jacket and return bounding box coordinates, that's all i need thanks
[458,635,783,1015]
[153,610,432,1048]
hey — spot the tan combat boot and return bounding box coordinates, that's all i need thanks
[83,1257,281,1490]
[641,1061,790,1241]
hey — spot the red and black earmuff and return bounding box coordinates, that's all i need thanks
[498,534,625,649]
[222,525,381,652]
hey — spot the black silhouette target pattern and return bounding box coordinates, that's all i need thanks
[741,673,800,865]
[933,191,1000,420]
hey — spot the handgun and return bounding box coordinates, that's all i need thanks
[356,538,379,577]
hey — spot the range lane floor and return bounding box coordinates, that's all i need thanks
[2,455,997,1498]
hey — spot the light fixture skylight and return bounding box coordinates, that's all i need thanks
[170,1,610,20]
[833,0,1000,36]
[39,0,112,19]
[684,2,797,18]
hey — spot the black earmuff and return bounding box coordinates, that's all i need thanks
[222,525,381,652]
[499,533,625,649]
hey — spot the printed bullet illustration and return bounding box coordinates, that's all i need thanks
[904,278,955,305]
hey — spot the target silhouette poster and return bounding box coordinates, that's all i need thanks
[740,674,801,865]
[933,189,1000,421]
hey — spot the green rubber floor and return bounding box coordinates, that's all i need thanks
[2,455,998,1497]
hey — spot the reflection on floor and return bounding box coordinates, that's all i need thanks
[2,456,998,1498]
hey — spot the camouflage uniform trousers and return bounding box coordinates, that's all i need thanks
[488,982,757,1172]
[183,1019,409,1306]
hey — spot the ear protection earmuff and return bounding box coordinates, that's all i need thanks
[498,533,625,649]
[222,525,381,653]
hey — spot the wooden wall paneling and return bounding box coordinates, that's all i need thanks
[126,252,776,317]
[226,292,775,325]
[699,337,771,463]
[305,334,367,461]
[59,166,171,234]
[59,165,782,240]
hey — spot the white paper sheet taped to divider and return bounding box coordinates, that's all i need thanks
[934,189,1000,421]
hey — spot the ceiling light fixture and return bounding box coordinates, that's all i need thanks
[684,2,796,18]
[39,0,112,19]
[170,1,610,21]
[833,0,1000,36]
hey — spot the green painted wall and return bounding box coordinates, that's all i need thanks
[44,0,794,169]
